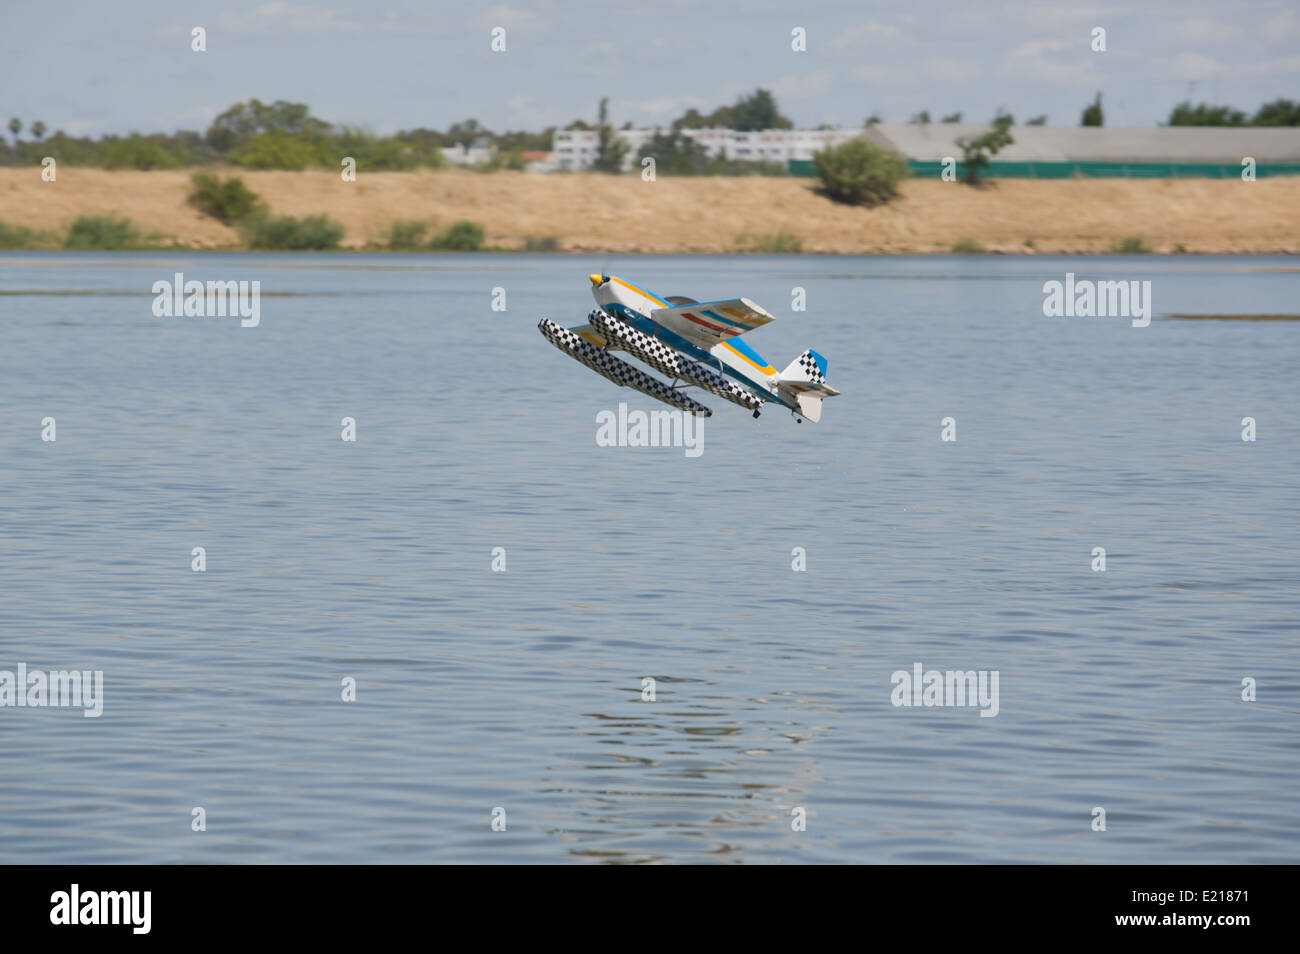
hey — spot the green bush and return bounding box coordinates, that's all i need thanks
[950,237,985,254]
[187,173,264,225]
[387,219,429,249]
[739,231,802,253]
[101,136,181,170]
[241,213,344,250]
[64,214,140,249]
[1110,235,1153,254]
[812,137,909,207]
[522,235,559,252]
[428,219,484,251]
[230,131,325,170]
[0,221,36,248]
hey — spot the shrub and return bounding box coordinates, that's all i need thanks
[64,214,140,249]
[187,173,264,225]
[101,135,181,170]
[230,131,325,170]
[428,219,484,251]
[522,235,559,252]
[812,137,909,207]
[954,113,1015,185]
[740,231,803,253]
[1111,235,1153,254]
[241,213,344,250]
[387,219,429,249]
[951,237,985,254]
[0,221,35,248]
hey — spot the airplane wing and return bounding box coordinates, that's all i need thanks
[648,298,775,348]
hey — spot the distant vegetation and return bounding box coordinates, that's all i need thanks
[0,99,453,171]
[1110,235,1153,254]
[240,213,345,250]
[428,220,485,251]
[522,235,560,252]
[1166,98,1300,126]
[812,137,909,207]
[950,237,985,254]
[187,173,264,225]
[63,214,140,249]
[0,221,41,248]
[955,112,1015,185]
[2,90,1295,176]
[386,219,429,250]
[737,232,803,253]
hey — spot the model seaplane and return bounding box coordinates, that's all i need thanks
[538,274,840,422]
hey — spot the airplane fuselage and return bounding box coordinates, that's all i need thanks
[589,275,797,411]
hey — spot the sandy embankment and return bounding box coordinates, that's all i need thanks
[1,167,1296,254]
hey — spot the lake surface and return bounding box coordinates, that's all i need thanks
[1,252,1297,864]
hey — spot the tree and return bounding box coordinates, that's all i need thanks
[7,118,20,145]
[638,130,709,175]
[941,112,962,123]
[730,88,791,131]
[1166,101,1246,126]
[908,110,931,125]
[669,89,791,132]
[864,113,882,126]
[31,120,46,141]
[591,97,628,173]
[812,137,909,207]
[1025,115,1047,125]
[1250,98,1300,126]
[206,99,331,152]
[1081,93,1103,126]
[953,112,1014,185]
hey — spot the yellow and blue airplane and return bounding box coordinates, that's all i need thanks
[538,273,840,422]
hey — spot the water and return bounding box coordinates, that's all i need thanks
[1,252,1297,864]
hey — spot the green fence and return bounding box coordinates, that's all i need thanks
[788,159,1300,179]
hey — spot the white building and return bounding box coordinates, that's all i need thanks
[551,127,866,171]
[441,136,497,166]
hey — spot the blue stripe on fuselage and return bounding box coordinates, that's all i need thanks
[603,302,794,411]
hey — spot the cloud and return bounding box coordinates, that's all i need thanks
[1166,51,1228,79]
[478,5,544,31]
[1174,18,1242,44]
[829,20,901,51]
[217,3,447,37]
[851,65,893,85]
[923,58,979,83]
[1012,5,1122,29]
[768,71,831,100]
[1001,38,1101,86]
[621,95,706,119]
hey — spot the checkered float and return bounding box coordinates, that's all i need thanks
[538,318,712,417]
[586,310,764,413]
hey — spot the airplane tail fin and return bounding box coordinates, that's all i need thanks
[780,349,828,384]
[777,349,837,423]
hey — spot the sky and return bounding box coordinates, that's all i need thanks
[1,0,1297,138]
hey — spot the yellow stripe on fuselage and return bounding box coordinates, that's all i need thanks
[611,276,668,308]
[721,341,775,375]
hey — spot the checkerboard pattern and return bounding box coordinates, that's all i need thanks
[538,319,712,417]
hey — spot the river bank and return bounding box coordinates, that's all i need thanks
[1,168,1296,254]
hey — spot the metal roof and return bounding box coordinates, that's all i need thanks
[865,124,1300,163]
